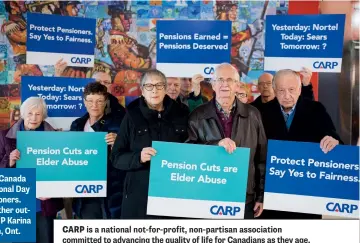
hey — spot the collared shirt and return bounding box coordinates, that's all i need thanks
[215,99,236,138]
[215,100,236,120]
[280,104,296,130]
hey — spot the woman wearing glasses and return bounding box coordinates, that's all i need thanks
[70,82,126,219]
[111,69,189,219]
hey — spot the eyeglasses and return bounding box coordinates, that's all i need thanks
[215,78,237,85]
[85,99,106,106]
[143,83,166,91]
[259,82,272,87]
[236,93,247,98]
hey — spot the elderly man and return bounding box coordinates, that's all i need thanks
[188,63,267,219]
[260,69,343,219]
[251,68,314,114]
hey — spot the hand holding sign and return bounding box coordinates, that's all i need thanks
[218,138,237,154]
[299,67,312,86]
[9,149,20,167]
[141,147,157,163]
[320,135,339,154]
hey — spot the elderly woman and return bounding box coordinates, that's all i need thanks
[0,97,64,243]
[111,69,189,219]
[70,82,126,219]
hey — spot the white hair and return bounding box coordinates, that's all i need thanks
[212,63,240,82]
[140,69,168,87]
[20,97,48,119]
[272,69,302,89]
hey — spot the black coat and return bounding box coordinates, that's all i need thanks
[187,98,267,204]
[107,93,127,120]
[70,112,126,219]
[259,97,343,219]
[261,97,343,144]
[111,95,189,219]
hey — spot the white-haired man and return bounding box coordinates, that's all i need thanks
[260,69,343,219]
[188,63,267,219]
[251,68,314,114]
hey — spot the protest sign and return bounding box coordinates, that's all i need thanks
[16,132,107,198]
[0,168,36,242]
[264,140,359,218]
[21,76,93,130]
[156,20,231,78]
[147,142,250,219]
[26,13,96,67]
[264,14,345,73]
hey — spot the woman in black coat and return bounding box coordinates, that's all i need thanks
[111,69,189,219]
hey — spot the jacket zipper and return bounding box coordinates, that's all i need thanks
[158,112,161,140]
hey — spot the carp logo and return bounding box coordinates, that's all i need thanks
[326,202,358,214]
[210,205,241,216]
[204,67,215,75]
[313,61,338,70]
[75,185,103,194]
[71,57,92,64]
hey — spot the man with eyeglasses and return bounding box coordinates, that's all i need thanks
[259,69,343,219]
[188,63,267,219]
[251,67,314,114]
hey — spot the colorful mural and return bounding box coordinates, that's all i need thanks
[0,0,288,129]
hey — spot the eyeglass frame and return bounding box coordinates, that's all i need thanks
[142,82,166,91]
[84,98,107,106]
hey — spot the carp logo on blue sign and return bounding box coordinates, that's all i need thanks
[204,67,215,75]
[313,61,338,70]
[210,205,241,216]
[75,185,103,194]
[71,57,92,64]
[326,202,358,214]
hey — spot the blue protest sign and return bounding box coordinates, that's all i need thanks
[0,168,36,242]
[264,14,345,73]
[16,132,107,198]
[264,140,359,218]
[156,20,231,77]
[26,13,96,67]
[21,76,93,130]
[148,142,250,219]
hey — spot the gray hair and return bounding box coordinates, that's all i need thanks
[20,97,48,119]
[140,69,167,88]
[212,63,240,83]
[272,69,302,89]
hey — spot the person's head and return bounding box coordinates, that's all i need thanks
[166,77,181,100]
[92,71,112,91]
[228,4,238,21]
[180,77,192,96]
[258,72,275,101]
[273,69,302,112]
[211,63,240,107]
[140,69,167,110]
[235,84,248,103]
[20,97,48,130]
[83,82,108,118]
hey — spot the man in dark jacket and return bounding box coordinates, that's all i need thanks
[111,69,189,219]
[70,82,126,219]
[187,63,267,219]
[259,69,342,219]
[251,67,314,114]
